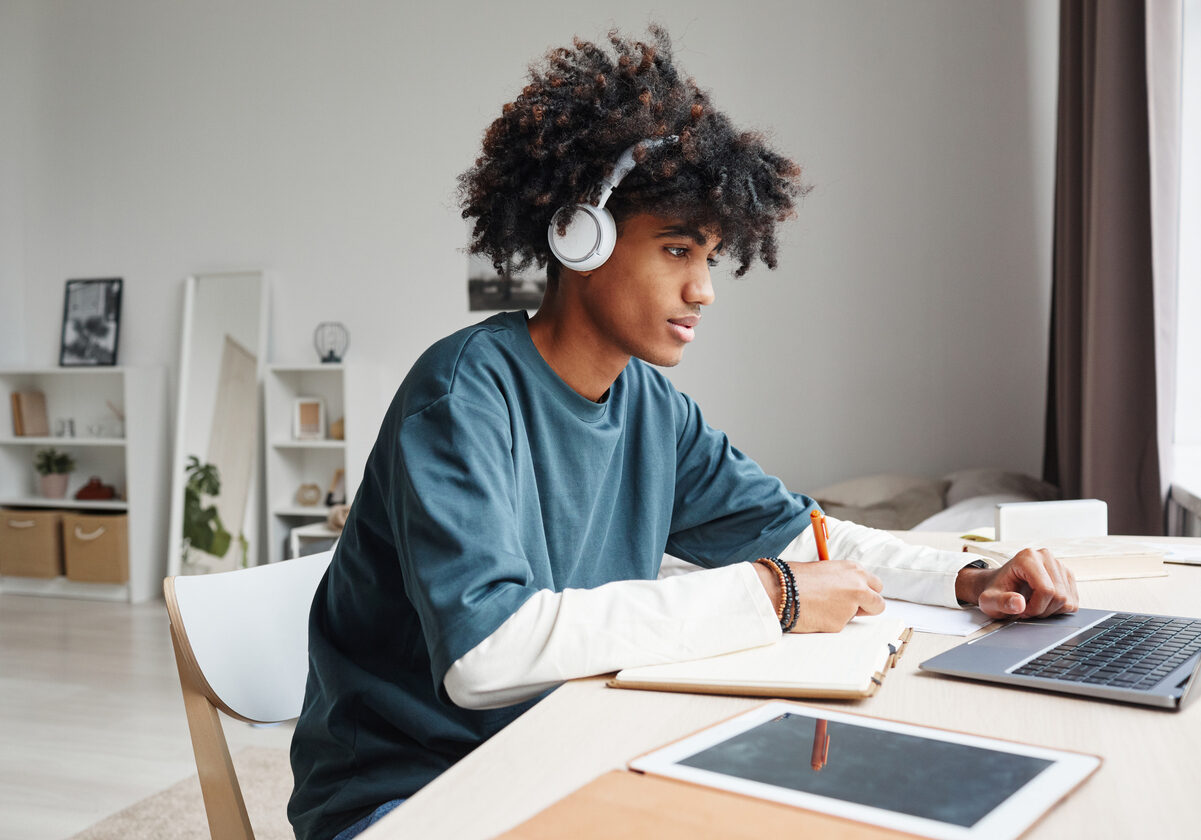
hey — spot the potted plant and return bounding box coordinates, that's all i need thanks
[34,447,75,498]
[181,455,233,569]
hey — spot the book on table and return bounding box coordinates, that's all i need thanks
[961,537,1166,581]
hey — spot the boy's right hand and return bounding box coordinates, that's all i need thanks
[753,559,884,633]
[791,560,885,632]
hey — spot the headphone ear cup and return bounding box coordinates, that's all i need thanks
[547,204,617,272]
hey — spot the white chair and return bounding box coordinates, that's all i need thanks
[164,550,332,840]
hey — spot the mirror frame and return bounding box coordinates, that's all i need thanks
[166,270,271,576]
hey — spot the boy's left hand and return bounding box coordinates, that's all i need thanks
[955,548,1079,619]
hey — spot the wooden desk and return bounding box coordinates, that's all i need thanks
[363,535,1201,839]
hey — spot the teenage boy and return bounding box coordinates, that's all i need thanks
[288,28,1078,840]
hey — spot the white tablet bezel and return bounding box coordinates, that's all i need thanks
[628,701,1100,840]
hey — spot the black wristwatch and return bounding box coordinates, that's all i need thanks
[957,558,989,606]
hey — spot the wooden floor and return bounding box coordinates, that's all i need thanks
[0,593,294,840]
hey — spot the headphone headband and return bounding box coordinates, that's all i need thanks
[595,135,678,209]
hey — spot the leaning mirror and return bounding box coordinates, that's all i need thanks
[167,271,269,576]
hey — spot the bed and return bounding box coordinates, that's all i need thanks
[810,468,1060,534]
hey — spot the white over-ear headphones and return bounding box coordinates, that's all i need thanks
[547,136,677,272]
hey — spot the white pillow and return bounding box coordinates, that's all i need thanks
[911,494,1033,533]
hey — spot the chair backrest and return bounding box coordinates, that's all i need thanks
[164,551,332,840]
[165,550,332,722]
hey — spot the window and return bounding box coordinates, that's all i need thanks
[1175,0,1200,487]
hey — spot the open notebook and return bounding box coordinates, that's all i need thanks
[609,615,910,700]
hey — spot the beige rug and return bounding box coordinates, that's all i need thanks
[69,747,294,840]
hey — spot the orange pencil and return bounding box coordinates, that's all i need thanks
[810,509,831,562]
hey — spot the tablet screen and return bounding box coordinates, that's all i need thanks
[679,711,1050,827]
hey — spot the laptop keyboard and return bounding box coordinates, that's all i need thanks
[1012,613,1201,691]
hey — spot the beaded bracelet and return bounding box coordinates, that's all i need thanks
[755,557,788,622]
[776,557,799,632]
[757,557,799,632]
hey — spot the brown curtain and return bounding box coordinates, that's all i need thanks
[1043,0,1163,535]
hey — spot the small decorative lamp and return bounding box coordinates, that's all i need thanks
[314,321,349,364]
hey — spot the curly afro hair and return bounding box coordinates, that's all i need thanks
[458,26,808,279]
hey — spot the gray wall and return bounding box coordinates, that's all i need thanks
[0,0,33,363]
[0,0,1059,492]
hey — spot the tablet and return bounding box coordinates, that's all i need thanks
[628,701,1100,840]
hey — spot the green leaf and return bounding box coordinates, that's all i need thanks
[208,529,231,558]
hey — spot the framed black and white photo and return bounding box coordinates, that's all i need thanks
[59,278,123,366]
[466,254,547,312]
[465,233,546,312]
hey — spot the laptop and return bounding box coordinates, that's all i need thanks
[919,608,1201,710]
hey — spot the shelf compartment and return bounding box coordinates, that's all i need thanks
[0,497,129,511]
[271,439,346,450]
[266,446,345,513]
[0,574,129,601]
[0,436,125,447]
[272,506,336,518]
[1,370,126,440]
[1,444,127,502]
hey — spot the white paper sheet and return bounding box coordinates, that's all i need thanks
[1137,542,1201,566]
[882,598,993,636]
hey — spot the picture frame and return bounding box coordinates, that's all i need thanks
[292,397,325,440]
[59,278,123,366]
[466,233,546,312]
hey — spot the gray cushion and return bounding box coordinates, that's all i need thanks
[816,482,950,531]
[812,473,950,509]
[942,468,1059,507]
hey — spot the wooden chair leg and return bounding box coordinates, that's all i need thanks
[170,624,256,840]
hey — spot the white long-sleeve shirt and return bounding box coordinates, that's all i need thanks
[445,517,998,709]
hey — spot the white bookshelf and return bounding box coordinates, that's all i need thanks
[263,363,388,564]
[0,367,169,603]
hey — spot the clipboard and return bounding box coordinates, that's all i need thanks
[608,616,912,700]
[499,767,907,839]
